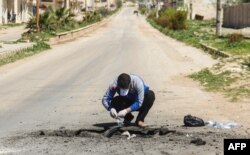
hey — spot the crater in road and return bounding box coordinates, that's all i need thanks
[31,126,176,138]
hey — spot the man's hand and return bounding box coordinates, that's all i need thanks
[118,108,131,117]
[110,108,118,119]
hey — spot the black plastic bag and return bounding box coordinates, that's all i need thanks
[184,115,205,127]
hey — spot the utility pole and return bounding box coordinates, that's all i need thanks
[36,0,40,32]
[189,2,193,20]
[85,0,87,14]
[94,0,97,11]
[100,0,103,8]
[107,0,110,10]
[216,0,222,36]
[156,0,159,18]
[64,0,69,9]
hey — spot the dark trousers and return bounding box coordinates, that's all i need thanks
[111,90,155,124]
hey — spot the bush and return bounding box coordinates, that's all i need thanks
[26,6,76,32]
[148,10,156,19]
[115,0,122,8]
[153,9,187,30]
[85,11,101,23]
[97,8,109,17]
[155,16,171,28]
[160,9,175,17]
[22,30,54,42]
[139,6,147,15]
[39,8,57,31]
[229,33,243,43]
[171,11,187,30]
[26,16,37,32]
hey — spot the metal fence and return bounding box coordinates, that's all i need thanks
[223,3,250,29]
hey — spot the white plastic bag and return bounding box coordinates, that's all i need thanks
[116,117,124,127]
[206,121,242,129]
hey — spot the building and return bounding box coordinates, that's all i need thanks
[0,0,118,25]
[39,0,65,9]
[0,0,35,24]
[162,0,177,9]
[185,0,216,19]
[0,0,3,24]
[161,0,216,19]
[40,0,86,12]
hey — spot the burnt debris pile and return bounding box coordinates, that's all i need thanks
[31,126,176,138]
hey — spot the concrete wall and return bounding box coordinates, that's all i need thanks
[186,0,217,20]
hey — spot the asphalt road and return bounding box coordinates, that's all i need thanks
[0,7,249,155]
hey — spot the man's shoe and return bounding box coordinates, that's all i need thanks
[123,114,134,126]
[136,121,148,128]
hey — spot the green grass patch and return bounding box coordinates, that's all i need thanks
[148,19,216,48]
[147,18,250,56]
[189,68,250,101]
[22,31,55,42]
[189,69,235,91]
[55,20,96,33]
[0,42,50,67]
[226,86,250,101]
[208,39,250,55]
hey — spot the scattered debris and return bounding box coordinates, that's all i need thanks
[190,138,206,146]
[39,131,45,136]
[103,126,121,138]
[195,14,204,20]
[116,117,124,127]
[184,115,205,127]
[121,131,136,140]
[206,121,242,129]
[159,127,176,135]
[33,128,104,138]
[33,126,176,138]
[186,134,193,137]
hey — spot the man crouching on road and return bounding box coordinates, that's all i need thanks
[102,73,155,127]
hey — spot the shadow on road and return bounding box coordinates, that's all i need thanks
[93,122,117,129]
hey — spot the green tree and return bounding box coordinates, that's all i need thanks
[26,6,75,32]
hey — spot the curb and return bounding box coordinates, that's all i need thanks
[0,45,34,59]
[48,10,119,45]
[200,43,231,58]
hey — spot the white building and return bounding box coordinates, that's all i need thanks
[185,0,216,19]
[0,0,3,24]
[0,0,119,25]
[0,0,35,24]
